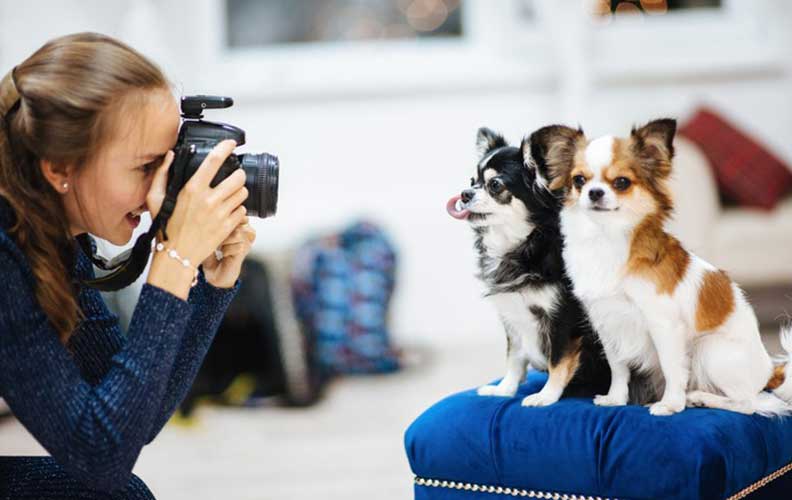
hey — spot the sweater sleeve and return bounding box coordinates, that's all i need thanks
[145,267,240,442]
[65,251,240,442]
[0,249,194,492]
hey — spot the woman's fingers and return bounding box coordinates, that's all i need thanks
[213,168,246,201]
[190,140,237,188]
[214,222,255,259]
[218,185,249,217]
[146,150,175,220]
[228,205,247,230]
[228,222,255,242]
[218,241,249,256]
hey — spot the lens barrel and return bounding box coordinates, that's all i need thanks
[240,153,279,218]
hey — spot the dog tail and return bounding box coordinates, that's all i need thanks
[752,392,792,417]
[765,324,792,408]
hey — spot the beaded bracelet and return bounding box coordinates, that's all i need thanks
[153,241,199,288]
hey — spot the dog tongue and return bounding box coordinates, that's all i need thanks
[446,195,470,220]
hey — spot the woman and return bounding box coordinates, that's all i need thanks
[0,33,256,498]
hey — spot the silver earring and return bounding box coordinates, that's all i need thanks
[62,182,68,192]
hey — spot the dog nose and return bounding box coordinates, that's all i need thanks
[461,189,475,204]
[588,188,605,202]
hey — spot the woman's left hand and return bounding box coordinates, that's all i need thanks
[201,216,256,288]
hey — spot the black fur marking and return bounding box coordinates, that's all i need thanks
[466,128,613,399]
[472,147,565,295]
[529,306,553,362]
[477,127,508,157]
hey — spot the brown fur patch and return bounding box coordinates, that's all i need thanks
[765,364,787,391]
[631,119,676,179]
[628,123,675,214]
[627,215,690,295]
[605,140,636,180]
[560,152,591,206]
[577,133,672,221]
[695,270,735,333]
[527,126,586,192]
[548,338,582,387]
[610,137,673,214]
[568,158,593,185]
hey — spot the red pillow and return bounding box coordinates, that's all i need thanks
[679,107,792,210]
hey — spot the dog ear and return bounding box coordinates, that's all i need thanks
[520,136,542,189]
[631,118,676,179]
[476,127,507,158]
[527,125,585,191]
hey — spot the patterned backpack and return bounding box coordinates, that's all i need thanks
[291,220,400,376]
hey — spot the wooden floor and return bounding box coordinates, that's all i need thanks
[0,331,785,499]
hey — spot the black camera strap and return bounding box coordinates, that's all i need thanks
[76,144,194,291]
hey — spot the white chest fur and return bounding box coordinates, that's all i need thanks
[481,220,532,258]
[560,209,628,299]
[560,209,657,368]
[488,285,558,371]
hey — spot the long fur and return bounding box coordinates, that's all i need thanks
[463,127,612,406]
[537,120,792,416]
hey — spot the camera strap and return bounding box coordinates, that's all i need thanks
[75,144,194,291]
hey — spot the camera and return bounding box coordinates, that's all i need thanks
[77,95,280,292]
[171,95,279,218]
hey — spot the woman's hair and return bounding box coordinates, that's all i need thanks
[0,32,169,342]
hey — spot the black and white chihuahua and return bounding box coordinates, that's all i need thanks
[446,127,613,406]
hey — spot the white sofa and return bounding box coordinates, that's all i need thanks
[667,137,792,288]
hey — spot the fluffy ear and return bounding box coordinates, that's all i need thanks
[476,127,507,158]
[520,136,540,188]
[631,118,676,178]
[527,125,585,191]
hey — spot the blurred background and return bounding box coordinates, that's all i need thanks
[1,1,791,498]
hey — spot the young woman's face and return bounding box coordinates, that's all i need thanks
[65,88,180,245]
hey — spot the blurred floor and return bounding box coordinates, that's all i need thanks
[0,340,503,500]
[0,331,785,499]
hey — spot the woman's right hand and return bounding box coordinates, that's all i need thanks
[153,139,249,266]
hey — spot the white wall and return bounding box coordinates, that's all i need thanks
[2,0,791,347]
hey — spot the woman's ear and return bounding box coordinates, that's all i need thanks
[39,159,74,194]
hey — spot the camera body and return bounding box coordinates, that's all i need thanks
[172,95,279,218]
[76,95,279,292]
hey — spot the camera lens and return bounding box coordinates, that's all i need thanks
[239,153,279,218]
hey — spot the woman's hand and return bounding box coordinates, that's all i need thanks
[144,140,250,299]
[201,217,257,289]
[145,139,249,266]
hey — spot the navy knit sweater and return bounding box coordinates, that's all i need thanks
[0,197,239,492]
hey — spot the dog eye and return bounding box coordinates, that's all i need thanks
[470,177,475,187]
[613,177,632,191]
[488,178,504,193]
[573,175,587,189]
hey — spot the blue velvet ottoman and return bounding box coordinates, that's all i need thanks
[405,372,792,500]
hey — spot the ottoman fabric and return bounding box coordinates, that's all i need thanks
[405,372,792,499]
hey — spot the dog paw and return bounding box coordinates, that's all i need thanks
[477,385,516,397]
[593,394,627,407]
[649,399,684,416]
[686,391,707,408]
[521,392,559,407]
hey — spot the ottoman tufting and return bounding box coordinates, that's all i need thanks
[405,372,792,499]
